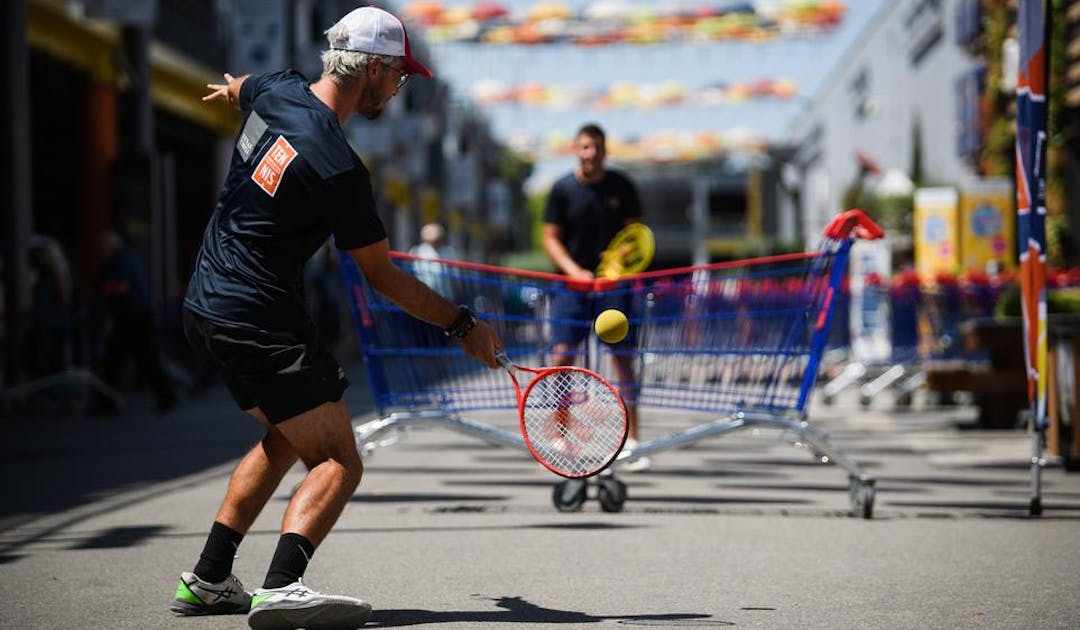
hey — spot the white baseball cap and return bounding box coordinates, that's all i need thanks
[328,6,433,78]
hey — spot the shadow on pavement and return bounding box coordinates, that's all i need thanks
[0,388,261,522]
[0,360,377,524]
[369,595,717,627]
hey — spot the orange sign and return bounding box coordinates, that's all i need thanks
[251,136,298,197]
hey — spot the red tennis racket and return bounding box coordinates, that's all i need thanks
[496,350,628,478]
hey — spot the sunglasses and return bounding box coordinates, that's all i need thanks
[381,62,409,90]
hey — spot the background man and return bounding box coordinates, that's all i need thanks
[409,222,459,261]
[409,222,460,297]
[541,123,650,472]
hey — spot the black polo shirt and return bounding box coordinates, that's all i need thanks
[184,70,386,334]
[543,170,642,272]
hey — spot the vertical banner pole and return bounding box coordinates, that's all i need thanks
[1015,0,1050,516]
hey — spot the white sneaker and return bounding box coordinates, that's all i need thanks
[170,571,251,615]
[248,578,372,630]
[619,439,652,473]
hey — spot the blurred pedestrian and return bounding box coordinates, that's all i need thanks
[409,222,459,297]
[541,123,650,471]
[409,222,459,260]
[173,7,502,629]
[24,235,73,378]
[97,229,177,412]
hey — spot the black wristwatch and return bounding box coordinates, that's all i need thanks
[443,305,477,339]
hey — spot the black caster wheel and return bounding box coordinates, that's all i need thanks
[849,476,876,519]
[552,479,587,512]
[597,477,627,513]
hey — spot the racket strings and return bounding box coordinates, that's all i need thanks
[522,371,625,477]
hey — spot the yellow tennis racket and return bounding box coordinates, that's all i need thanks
[596,223,655,279]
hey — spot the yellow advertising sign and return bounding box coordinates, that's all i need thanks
[420,188,441,224]
[914,187,959,279]
[960,179,1015,273]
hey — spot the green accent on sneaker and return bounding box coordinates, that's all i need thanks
[173,580,202,605]
[250,593,272,609]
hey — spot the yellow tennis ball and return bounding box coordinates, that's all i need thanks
[595,309,629,344]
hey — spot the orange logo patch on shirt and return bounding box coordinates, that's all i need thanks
[251,135,298,197]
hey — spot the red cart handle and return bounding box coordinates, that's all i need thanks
[824,209,885,240]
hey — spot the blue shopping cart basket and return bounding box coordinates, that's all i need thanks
[341,210,883,517]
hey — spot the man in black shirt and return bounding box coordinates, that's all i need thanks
[171,7,500,629]
[542,123,650,471]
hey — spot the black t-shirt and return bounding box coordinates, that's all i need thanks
[543,170,643,272]
[184,70,386,333]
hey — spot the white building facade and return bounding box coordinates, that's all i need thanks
[787,0,987,247]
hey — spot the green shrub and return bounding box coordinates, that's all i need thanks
[994,286,1080,317]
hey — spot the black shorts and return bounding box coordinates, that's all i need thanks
[183,309,348,424]
[549,289,637,349]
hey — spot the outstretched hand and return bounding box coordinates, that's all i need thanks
[203,73,247,109]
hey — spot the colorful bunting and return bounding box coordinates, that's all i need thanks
[470,78,798,109]
[404,0,846,45]
[505,128,769,162]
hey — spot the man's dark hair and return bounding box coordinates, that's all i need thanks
[576,123,605,145]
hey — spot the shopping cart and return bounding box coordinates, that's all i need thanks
[342,210,883,517]
[835,271,1007,409]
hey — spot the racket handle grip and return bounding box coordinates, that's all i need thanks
[495,350,512,369]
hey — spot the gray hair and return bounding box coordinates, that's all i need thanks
[322,23,397,84]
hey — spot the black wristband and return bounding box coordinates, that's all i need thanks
[443,305,477,339]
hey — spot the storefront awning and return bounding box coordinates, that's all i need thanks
[27,0,239,136]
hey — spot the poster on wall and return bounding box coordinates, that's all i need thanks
[914,187,960,279]
[960,178,1015,274]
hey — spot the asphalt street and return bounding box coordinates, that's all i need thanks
[2,366,1079,629]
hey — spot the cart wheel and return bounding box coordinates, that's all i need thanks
[849,477,875,519]
[552,479,587,512]
[1029,497,1042,516]
[597,477,627,513]
[858,394,871,408]
[822,394,834,406]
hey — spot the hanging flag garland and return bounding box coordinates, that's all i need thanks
[469,78,798,108]
[505,127,770,162]
[405,1,847,45]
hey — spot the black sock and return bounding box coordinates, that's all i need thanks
[192,521,244,583]
[263,533,315,589]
